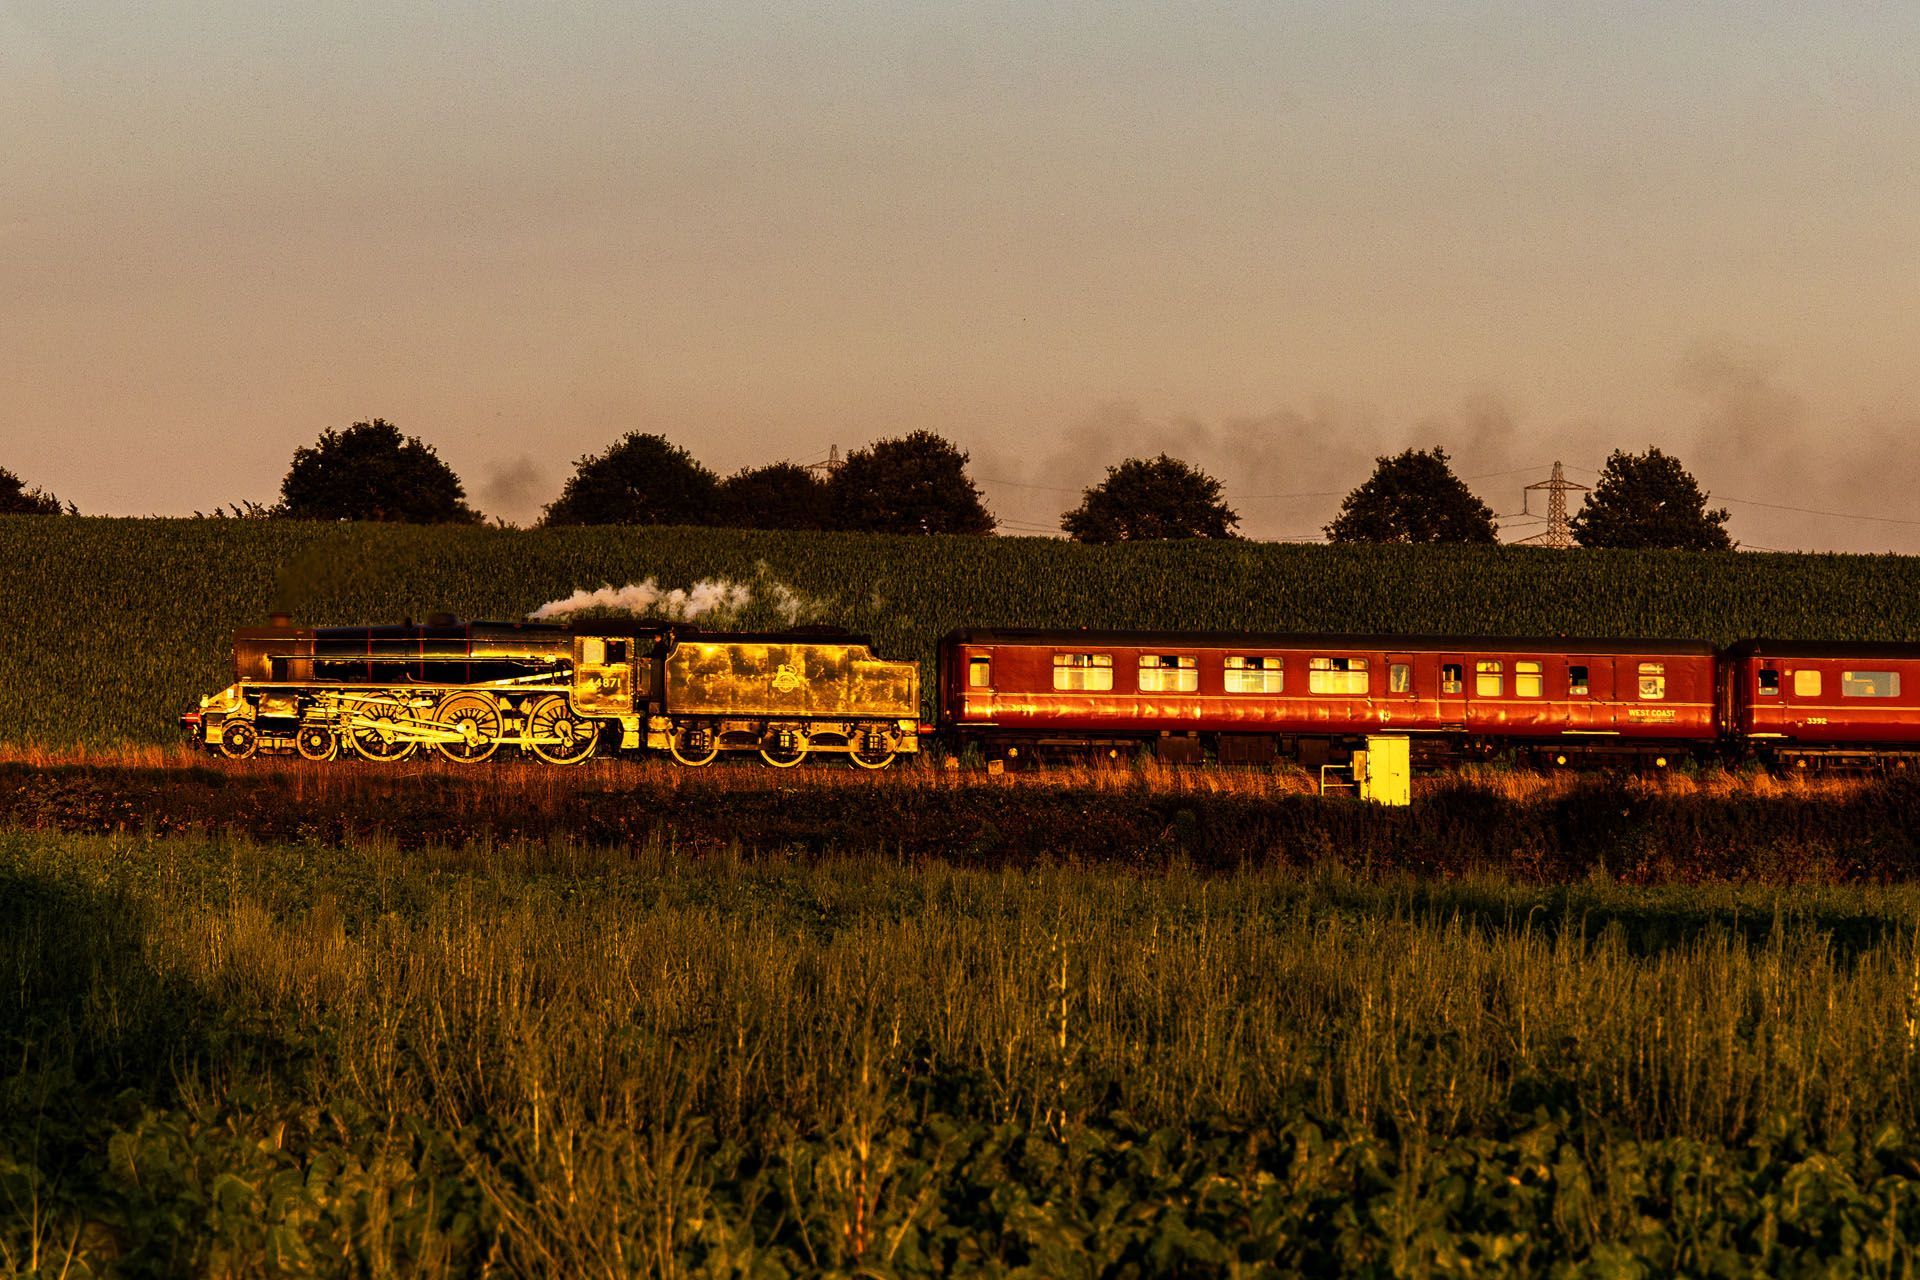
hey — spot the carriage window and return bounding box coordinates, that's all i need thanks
[968,656,991,687]
[605,640,627,664]
[1052,652,1113,691]
[1308,656,1369,695]
[1758,668,1779,695]
[1475,661,1502,697]
[1224,655,1283,693]
[1138,654,1199,693]
[1441,663,1463,694]
[1843,671,1900,698]
[1793,670,1821,698]
[581,638,605,665]
[1515,661,1544,698]
[1568,665,1590,696]
[1389,663,1411,693]
[1638,663,1666,700]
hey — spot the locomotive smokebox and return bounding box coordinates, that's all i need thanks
[236,614,314,682]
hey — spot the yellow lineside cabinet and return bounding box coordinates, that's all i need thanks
[1356,734,1411,806]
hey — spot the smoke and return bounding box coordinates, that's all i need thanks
[479,455,551,526]
[762,582,823,623]
[1678,340,1807,460]
[1669,339,1920,551]
[974,349,1920,552]
[977,394,1533,540]
[528,569,829,626]
[530,579,751,622]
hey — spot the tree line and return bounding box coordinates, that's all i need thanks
[1,421,1733,550]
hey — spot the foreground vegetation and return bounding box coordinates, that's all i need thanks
[4,515,1920,746]
[9,828,1920,1273]
[5,755,1920,880]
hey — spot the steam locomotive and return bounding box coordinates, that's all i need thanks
[184,614,1920,770]
[181,613,920,767]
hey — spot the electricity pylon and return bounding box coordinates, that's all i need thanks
[1516,461,1588,548]
[803,444,842,478]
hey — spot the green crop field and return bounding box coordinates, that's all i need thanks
[9,828,1920,1274]
[4,514,1920,745]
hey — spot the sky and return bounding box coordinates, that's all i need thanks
[2,1,1917,549]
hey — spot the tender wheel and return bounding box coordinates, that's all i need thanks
[218,721,258,760]
[295,724,338,762]
[434,692,502,764]
[350,713,419,762]
[850,730,897,771]
[526,694,597,765]
[759,730,809,768]
[667,721,719,767]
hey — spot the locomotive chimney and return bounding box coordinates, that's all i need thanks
[268,612,293,627]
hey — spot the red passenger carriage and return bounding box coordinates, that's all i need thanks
[938,629,1718,765]
[1724,640,1920,765]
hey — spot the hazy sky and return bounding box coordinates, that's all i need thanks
[4,1,1917,549]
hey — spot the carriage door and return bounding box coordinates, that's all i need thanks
[1386,652,1419,728]
[1568,657,1616,732]
[1437,654,1468,727]
[960,647,994,721]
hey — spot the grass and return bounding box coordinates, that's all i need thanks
[0,737,1888,803]
[6,755,1917,884]
[10,827,1920,1273]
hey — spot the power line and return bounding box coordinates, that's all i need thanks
[975,475,1081,493]
[1556,463,1920,531]
[1713,495,1920,529]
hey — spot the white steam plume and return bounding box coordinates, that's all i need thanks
[528,571,829,625]
[529,578,751,622]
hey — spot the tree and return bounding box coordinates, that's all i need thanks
[829,431,994,535]
[279,420,478,523]
[1570,447,1732,550]
[541,433,719,527]
[1325,447,1497,544]
[0,466,68,515]
[717,462,832,530]
[1060,454,1239,542]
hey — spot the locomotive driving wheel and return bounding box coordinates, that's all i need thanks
[218,721,258,760]
[434,692,502,764]
[526,694,597,765]
[349,712,418,762]
[295,724,338,762]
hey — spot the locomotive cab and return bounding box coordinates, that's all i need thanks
[569,634,636,715]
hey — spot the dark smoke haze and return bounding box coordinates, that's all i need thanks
[478,457,552,527]
[976,342,1920,554]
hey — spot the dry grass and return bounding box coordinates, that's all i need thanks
[10,828,1920,1271]
[0,739,1882,806]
